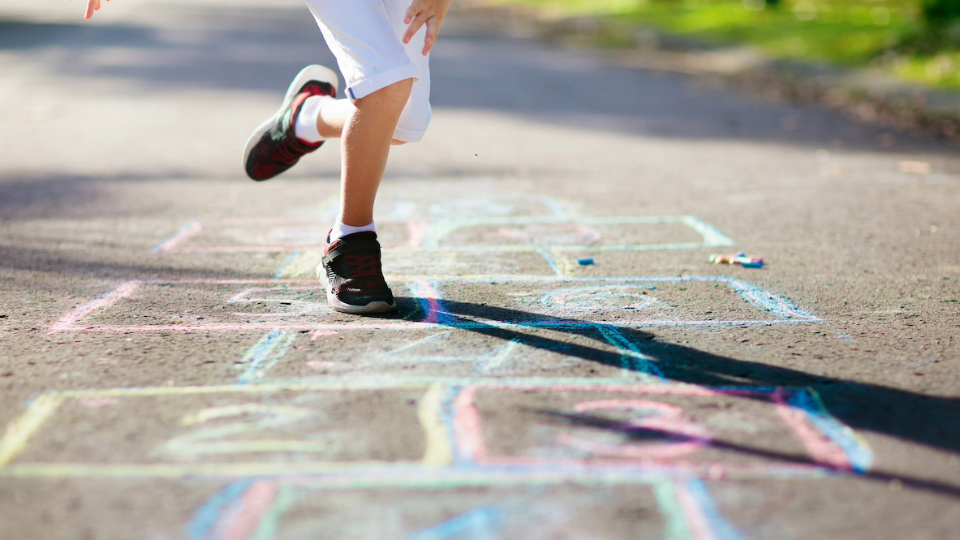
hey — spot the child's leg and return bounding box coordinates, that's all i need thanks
[299,79,411,228]
[305,0,429,235]
[312,95,411,146]
[338,78,413,227]
[302,0,432,314]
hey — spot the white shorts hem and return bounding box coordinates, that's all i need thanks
[346,63,420,101]
[393,125,427,143]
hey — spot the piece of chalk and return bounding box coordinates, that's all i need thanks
[578,258,595,266]
[741,261,763,268]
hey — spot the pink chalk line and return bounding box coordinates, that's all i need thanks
[773,390,851,471]
[309,330,338,341]
[676,482,721,540]
[143,279,316,285]
[454,387,487,461]
[411,280,446,325]
[204,219,319,226]
[306,361,341,371]
[77,397,120,409]
[154,218,424,253]
[556,400,710,460]
[153,220,201,253]
[406,220,429,249]
[168,246,324,254]
[48,281,141,335]
[50,322,436,334]
[216,480,279,540]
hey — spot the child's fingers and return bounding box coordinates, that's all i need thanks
[403,11,430,44]
[84,0,99,19]
[422,16,440,55]
[404,0,420,25]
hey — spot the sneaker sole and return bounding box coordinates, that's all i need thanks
[317,263,398,315]
[242,64,339,181]
[326,293,398,315]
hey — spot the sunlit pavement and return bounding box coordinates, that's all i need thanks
[1,1,960,539]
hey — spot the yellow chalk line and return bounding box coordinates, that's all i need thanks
[0,461,400,478]
[44,376,652,399]
[418,383,453,466]
[0,395,65,468]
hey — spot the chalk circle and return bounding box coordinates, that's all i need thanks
[539,286,657,312]
[556,399,710,460]
[227,287,330,317]
[498,224,602,245]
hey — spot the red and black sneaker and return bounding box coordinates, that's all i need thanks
[243,65,338,181]
[317,231,397,314]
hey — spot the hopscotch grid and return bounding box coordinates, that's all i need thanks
[47,276,821,334]
[0,381,866,482]
[26,202,833,538]
[153,215,733,254]
[65,204,812,536]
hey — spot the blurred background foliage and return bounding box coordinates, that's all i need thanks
[490,0,960,88]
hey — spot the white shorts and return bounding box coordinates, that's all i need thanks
[304,0,431,143]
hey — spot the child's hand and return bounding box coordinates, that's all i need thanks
[70,0,109,20]
[403,0,451,56]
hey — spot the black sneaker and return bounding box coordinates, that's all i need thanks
[317,231,397,314]
[243,65,338,181]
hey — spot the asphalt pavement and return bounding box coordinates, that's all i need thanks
[1,1,959,538]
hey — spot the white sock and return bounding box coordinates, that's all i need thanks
[329,220,376,243]
[294,95,333,144]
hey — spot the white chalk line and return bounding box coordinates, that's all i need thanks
[236,330,297,385]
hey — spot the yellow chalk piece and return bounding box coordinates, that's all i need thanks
[418,383,453,466]
[0,394,65,467]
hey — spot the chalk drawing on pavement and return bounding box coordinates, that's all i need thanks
[47,276,819,335]
[0,381,870,479]
[187,483,696,540]
[37,195,841,539]
[152,215,732,255]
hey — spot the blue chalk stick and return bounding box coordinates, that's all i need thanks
[578,258,595,266]
[741,261,763,269]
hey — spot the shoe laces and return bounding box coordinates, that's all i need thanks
[269,137,303,166]
[344,253,384,282]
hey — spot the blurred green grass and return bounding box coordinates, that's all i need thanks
[490,0,960,89]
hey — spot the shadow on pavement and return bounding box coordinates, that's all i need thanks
[0,11,335,95]
[418,298,960,499]
[1,8,955,155]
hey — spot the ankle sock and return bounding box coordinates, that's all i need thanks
[329,221,376,243]
[295,95,333,144]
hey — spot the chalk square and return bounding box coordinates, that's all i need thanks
[10,388,427,467]
[155,219,416,254]
[430,277,818,327]
[49,276,817,334]
[54,280,424,334]
[153,215,733,254]
[388,194,568,220]
[277,250,556,280]
[253,484,666,539]
[454,385,859,473]
[260,327,648,383]
[434,220,700,249]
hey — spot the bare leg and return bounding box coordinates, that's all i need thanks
[314,80,413,227]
